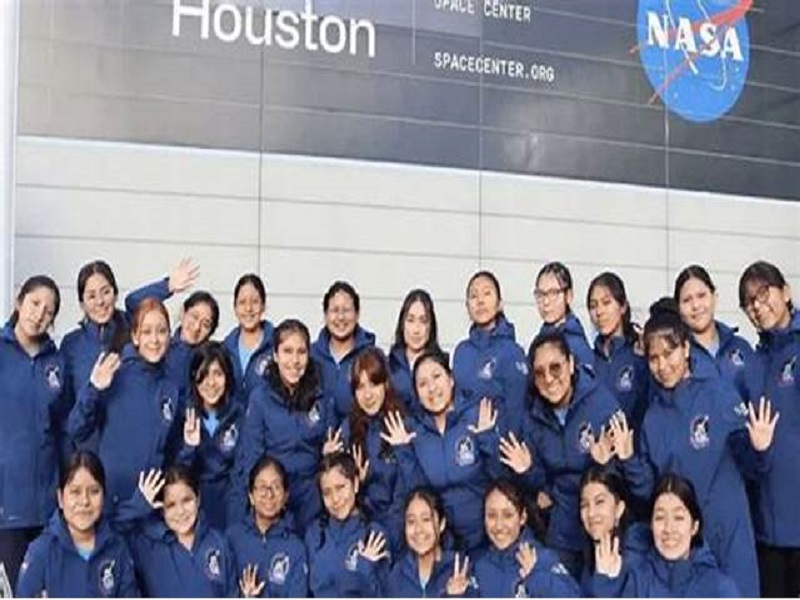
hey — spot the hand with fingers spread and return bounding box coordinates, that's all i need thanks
[589,426,615,466]
[322,427,344,456]
[499,432,533,474]
[358,530,390,563]
[168,258,200,294]
[352,444,370,483]
[183,407,201,447]
[138,469,166,509]
[239,564,266,598]
[90,352,121,390]
[594,533,622,578]
[608,411,634,461]
[747,397,780,452]
[468,397,498,434]
[381,411,416,446]
[516,541,538,580]
[446,553,471,596]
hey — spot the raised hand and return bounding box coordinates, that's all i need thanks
[168,258,200,294]
[138,469,165,509]
[381,411,416,446]
[608,411,634,461]
[589,425,614,466]
[358,530,389,562]
[499,432,533,474]
[594,533,622,578]
[747,397,779,452]
[446,553,471,596]
[183,407,201,447]
[322,427,344,456]
[516,541,538,580]
[239,564,266,598]
[89,351,121,390]
[468,397,498,434]
[352,444,370,483]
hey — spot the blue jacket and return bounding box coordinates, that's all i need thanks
[620,353,764,597]
[593,335,650,427]
[233,377,336,531]
[453,315,529,434]
[389,345,419,416]
[395,394,502,551]
[743,311,800,546]
[474,529,580,597]
[387,550,473,597]
[691,321,754,402]
[311,325,376,420]
[222,320,275,408]
[67,345,185,514]
[226,513,308,598]
[516,368,619,553]
[165,328,199,404]
[592,544,739,598]
[0,322,66,529]
[581,522,650,596]
[304,514,389,597]
[16,512,139,598]
[538,313,595,370]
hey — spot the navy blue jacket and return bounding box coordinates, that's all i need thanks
[395,394,502,550]
[743,311,800,547]
[67,345,185,514]
[226,513,308,597]
[387,550,473,597]
[304,514,389,597]
[165,328,199,404]
[474,529,580,597]
[222,320,275,408]
[593,335,650,427]
[620,353,764,597]
[453,315,529,434]
[592,544,739,598]
[311,325,376,420]
[0,322,66,529]
[389,345,418,416]
[234,377,336,531]
[691,321,754,402]
[515,368,618,553]
[580,522,650,596]
[16,512,138,597]
[538,313,595,370]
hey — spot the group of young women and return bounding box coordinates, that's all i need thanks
[0,257,797,598]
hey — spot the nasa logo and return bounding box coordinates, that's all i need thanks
[98,560,116,596]
[637,0,751,122]
[689,414,711,450]
[455,435,476,467]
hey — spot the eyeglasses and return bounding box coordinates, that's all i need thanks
[534,287,565,303]
[741,284,771,311]
[533,360,567,382]
[253,482,283,497]
[327,307,356,317]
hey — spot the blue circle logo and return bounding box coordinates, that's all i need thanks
[637,0,751,122]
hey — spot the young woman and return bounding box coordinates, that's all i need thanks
[498,331,618,577]
[383,350,501,551]
[222,273,275,407]
[67,298,192,515]
[167,290,220,401]
[183,341,243,530]
[587,272,649,426]
[311,281,376,420]
[739,260,800,597]
[121,466,238,597]
[614,298,777,597]
[474,479,580,597]
[675,264,753,399]
[386,487,472,597]
[304,452,390,597]
[534,262,594,369]
[226,456,309,598]
[453,271,528,433]
[235,319,338,531]
[61,259,199,412]
[16,451,139,597]
[389,289,442,416]
[0,275,66,591]
[592,473,740,597]
[344,347,410,553]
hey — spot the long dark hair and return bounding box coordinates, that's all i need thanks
[587,272,638,345]
[738,260,794,314]
[266,319,321,412]
[10,275,61,334]
[580,465,630,573]
[76,260,129,352]
[60,450,106,492]
[403,486,449,553]
[643,297,691,357]
[527,330,577,399]
[189,341,235,411]
[315,453,366,549]
[234,273,267,305]
[248,455,289,519]
[392,289,441,354]
[466,270,506,323]
[651,473,704,549]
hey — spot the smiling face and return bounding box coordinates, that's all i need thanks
[678,278,716,337]
[181,302,214,346]
[320,466,358,521]
[415,358,455,416]
[580,482,625,542]
[235,283,265,333]
[354,370,386,417]
[15,286,57,342]
[535,273,572,325]
[742,279,792,332]
[275,331,309,391]
[132,309,170,364]
[405,495,445,559]
[652,492,699,562]
[81,273,116,326]
[196,359,227,409]
[249,464,288,524]
[467,275,501,329]
[162,481,199,538]
[532,342,574,408]
[484,489,526,551]
[58,467,104,537]
[588,284,626,338]
[647,335,690,390]
[325,291,358,343]
[403,300,431,353]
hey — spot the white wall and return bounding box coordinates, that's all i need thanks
[14,136,800,352]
